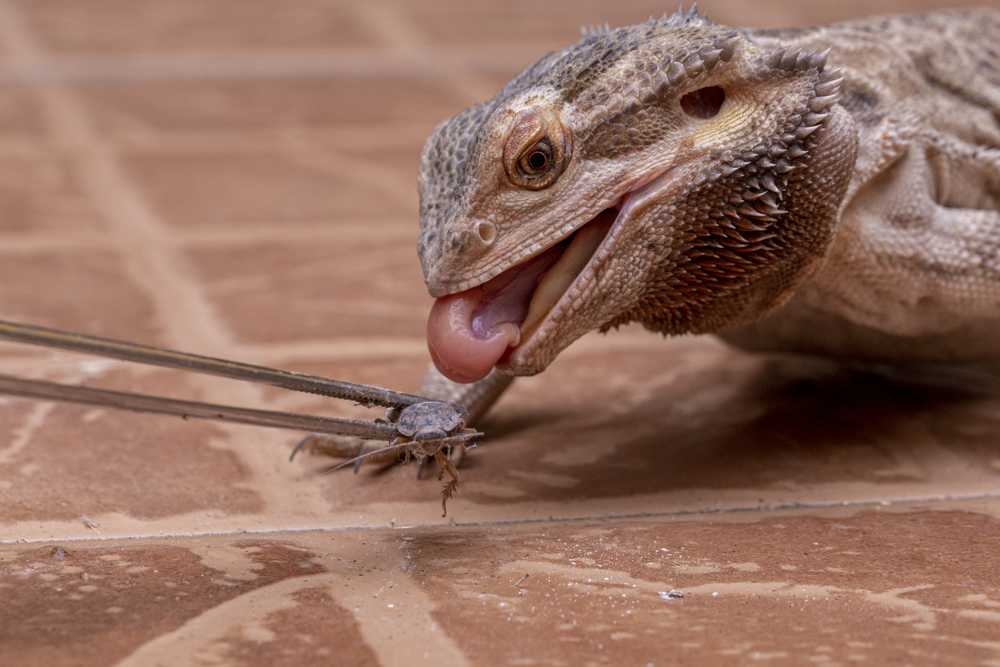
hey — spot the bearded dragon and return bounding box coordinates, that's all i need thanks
[413,5,1000,414]
[307,7,1000,469]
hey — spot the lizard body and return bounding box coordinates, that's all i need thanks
[303,8,1000,473]
[725,11,1000,363]
[414,7,1000,419]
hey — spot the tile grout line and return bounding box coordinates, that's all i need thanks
[7,491,1000,545]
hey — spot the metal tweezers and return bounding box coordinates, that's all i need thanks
[0,318,467,446]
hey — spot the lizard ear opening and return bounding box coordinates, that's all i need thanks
[680,86,725,119]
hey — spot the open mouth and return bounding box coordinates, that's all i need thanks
[427,204,619,384]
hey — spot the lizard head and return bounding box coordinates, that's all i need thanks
[418,7,858,383]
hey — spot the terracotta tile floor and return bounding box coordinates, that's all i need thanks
[1,1,998,665]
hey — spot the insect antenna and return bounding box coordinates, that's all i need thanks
[322,442,410,475]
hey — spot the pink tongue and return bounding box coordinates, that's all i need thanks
[427,246,565,383]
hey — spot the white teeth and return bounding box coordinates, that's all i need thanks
[501,322,521,347]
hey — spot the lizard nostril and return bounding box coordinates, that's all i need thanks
[477,221,497,244]
[680,86,725,119]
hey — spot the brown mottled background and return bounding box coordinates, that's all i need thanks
[1,1,999,665]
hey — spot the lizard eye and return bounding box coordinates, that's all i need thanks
[503,108,570,190]
[518,139,553,177]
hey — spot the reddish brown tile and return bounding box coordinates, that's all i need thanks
[406,511,1000,666]
[184,236,431,343]
[218,586,379,667]
[0,88,47,138]
[400,0,683,50]
[0,539,328,667]
[79,79,481,133]
[463,350,1000,503]
[15,0,377,55]
[0,250,161,341]
[122,152,412,229]
[402,0,987,47]
[708,0,981,29]
[0,369,262,523]
[0,152,105,233]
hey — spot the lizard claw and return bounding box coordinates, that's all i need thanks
[353,443,371,473]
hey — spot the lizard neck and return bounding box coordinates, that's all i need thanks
[612,105,859,337]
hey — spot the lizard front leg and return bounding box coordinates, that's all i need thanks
[416,365,515,428]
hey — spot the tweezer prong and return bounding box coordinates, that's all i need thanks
[0,373,400,440]
[0,319,448,412]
